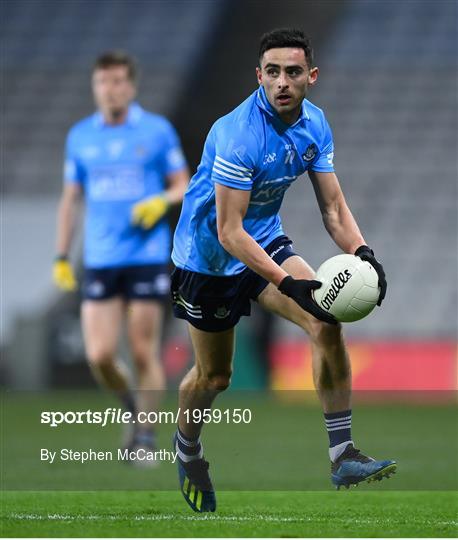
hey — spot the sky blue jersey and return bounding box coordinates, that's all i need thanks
[64,103,186,268]
[172,86,335,276]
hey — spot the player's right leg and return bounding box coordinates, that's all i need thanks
[173,324,234,512]
[178,324,234,438]
[81,266,137,417]
[81,297,132,398]
[171,266,247,512]
[82,296,139,453]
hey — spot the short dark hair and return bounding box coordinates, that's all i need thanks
[93,51,138,82]
[259,28,314,68]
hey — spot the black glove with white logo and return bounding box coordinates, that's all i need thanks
[354,245,387,306]
[278,276,338,325]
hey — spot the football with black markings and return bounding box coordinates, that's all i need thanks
[313,254,380,322]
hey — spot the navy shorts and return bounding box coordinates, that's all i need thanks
[171,235,297,332]
[83,264,170,301]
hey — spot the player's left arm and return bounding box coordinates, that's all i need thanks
[309,170,365,253]
[132,120,189,229]
[131,166,189,229]
[164,166,190,204]
[309,170,387,304]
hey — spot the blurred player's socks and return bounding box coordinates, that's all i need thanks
[175,428,203,462]
[324,409,353,462]
[132,428,156,449]
[118,390,137,416]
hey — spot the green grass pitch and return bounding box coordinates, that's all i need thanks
[2,391,457,536]
[2,490,457,537]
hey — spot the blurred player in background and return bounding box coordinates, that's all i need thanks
[53,51,189,463]
[171,29,394,511]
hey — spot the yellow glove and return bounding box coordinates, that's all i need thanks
[53,258,77,291]
[131,195,169,229]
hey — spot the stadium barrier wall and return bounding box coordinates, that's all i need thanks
[269,340,457,391]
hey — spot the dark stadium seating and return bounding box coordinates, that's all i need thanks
[281,0,457,338]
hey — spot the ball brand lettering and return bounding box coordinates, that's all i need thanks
[321,269,352,310]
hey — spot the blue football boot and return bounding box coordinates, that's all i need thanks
[173,432,216,512]
[331,444,397,489]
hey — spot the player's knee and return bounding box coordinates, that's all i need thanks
[308,319,343,349]
[202,371,232,392]
[131,349,155,374]
[86,348,116,370]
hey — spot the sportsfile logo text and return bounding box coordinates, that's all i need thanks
[40,407,252,427]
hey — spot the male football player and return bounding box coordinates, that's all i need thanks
[53,51,189,461]
[171,29,395,510]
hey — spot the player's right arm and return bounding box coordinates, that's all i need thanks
[215,184,287,286]
[56,182,82,259]
[53,128,85,292]
[53,182,82,291]
[215,183,336,325]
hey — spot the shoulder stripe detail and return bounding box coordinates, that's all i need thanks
[213,161,249,178]
[215,155,252,173]
[213,164,252,182]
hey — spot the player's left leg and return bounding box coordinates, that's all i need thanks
[258,255,352,410]
[126,300,165,457]
[81,298,133,402]
[123,264,169,463]
[257,254,396,488]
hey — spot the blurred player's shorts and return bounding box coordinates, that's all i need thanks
[83,264,170,301]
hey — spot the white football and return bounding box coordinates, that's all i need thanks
[313,254,380,323]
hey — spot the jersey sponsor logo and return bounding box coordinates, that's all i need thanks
[326,151,334,166]
[302,143,318,162]
[249,176,296,206]
[88,166,145,200]
[263,152,277,165]
[320,270,352,310]
[214,306,231,319]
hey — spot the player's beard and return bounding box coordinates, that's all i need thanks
[110,107,127,120]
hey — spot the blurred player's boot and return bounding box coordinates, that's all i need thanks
[173,432,216,512]
[331,444,396,489]
[126,430,159,468]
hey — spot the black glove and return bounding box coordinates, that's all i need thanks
[278,276,338,325]
[355,245,387,306]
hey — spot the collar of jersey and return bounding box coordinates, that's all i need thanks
[256,86,310,128]
[93,102,143,128]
